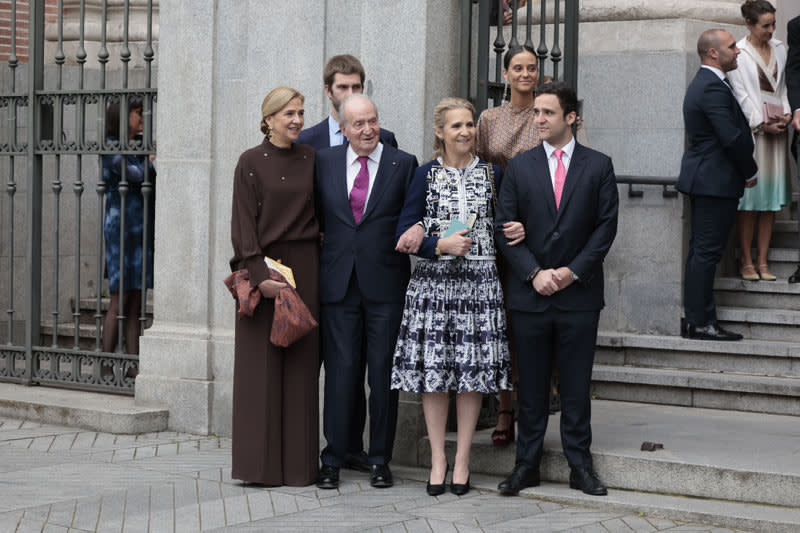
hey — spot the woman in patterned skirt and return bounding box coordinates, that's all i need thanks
[391,98,518,496]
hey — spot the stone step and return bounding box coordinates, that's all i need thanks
[40,322,102,350]
[714,276,800,310]
[596,331,800,376]
[717,306,800,342]
[395,466,800,533]
[418,401,800,512]
[0,382,168,434]
[591,364,800,416]
[735,247,799,278]
[770,219,799,248]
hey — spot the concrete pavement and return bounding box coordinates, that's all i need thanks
[0,415,749,533]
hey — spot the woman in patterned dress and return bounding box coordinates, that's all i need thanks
[476,44,543,443]
[728,0,792,281]
[102,97,156,357]
[391,98,517,496]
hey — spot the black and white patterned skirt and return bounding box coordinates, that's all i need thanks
[390,258,512,394]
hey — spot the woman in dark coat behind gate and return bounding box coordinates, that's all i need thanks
[229,86,320,486]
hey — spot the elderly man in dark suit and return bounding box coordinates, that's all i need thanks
[785,16,800,282]
[494,82,618,497]
[298,55,397,472]
[676,29,759,336]
[314,94,417,490]
[298,54,397,151]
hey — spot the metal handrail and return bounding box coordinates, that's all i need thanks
[615,175,678,199]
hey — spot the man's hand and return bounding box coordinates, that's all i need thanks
[396,224,424,254]
[745,177,758,188]
[793,110,800,132]
[502,221,526,246]
[258,279,288,299]
[438,230,472,256]
[553,267,575,291]
[532,269,561,296]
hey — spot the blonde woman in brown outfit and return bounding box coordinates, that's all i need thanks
[229,86,320,486]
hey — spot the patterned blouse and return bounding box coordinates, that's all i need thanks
[476,102,541,171]
[395,157,503,261]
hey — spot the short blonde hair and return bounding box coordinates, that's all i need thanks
[433,97,476,158]
[260,86,304,136]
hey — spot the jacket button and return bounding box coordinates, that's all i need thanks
[281,176,286,181]
[552,231,560,239]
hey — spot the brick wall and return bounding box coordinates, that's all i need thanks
[0,0,58,63]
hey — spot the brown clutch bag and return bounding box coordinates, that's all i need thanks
[223,268,317,348]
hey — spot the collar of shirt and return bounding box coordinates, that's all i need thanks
[701,64,726,82]
[328,114,344,146]
[345,142,384,209]
[542,137,576,188]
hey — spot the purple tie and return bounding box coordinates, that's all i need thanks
[350,156,369,224]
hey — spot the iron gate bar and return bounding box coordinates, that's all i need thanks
[96,0,109,354]
[551,0,561,80]
[537,0,548,85]
[140,0,154,337]
[563,0,578,90]
[5,0,19,347]
[26,0,45,385]
[51,0,65,349]
[116,0,131,355]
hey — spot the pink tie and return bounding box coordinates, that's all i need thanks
[553,149,566,209]
[350,156,369,223]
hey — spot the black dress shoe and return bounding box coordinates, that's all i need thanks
[342,451,370,473]
[316,464,340,490]
[789,265,800,284]
[450,475,470,496]
[426,463,449,496]
[684,323,743,341]
[498,463,540,496]
[569,466,608,496]
[370,464,393,488]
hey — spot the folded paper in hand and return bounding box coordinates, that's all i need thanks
[265,256,296,288]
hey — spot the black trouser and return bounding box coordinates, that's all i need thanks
[510,308,600,469]
[683,195,738,327]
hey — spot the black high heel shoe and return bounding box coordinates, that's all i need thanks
[426,463,449,496]
[450,474,470,496]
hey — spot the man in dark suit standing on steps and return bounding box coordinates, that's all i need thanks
[298,54,397,151]
[676,29,759,338]
[784,17,800,282]
[314,94,417,490]
[494,82,618,497]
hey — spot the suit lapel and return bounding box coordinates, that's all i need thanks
[360,145,397,222]
[331,147,355,225]
[555,143,587,222]
[530,147,557,220]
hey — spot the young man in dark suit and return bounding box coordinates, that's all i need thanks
[785,17,800,282]
[314,94,417,490]
[297,54,397,151]
[675,29,758,335]
[494,82,618,497]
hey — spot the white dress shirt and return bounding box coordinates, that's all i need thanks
[542,137,575,189]
[346,142,383,210]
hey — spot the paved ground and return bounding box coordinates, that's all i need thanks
[0,416,747,533]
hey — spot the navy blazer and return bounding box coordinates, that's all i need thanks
[495,142,619,313]
[676,68,758,198]
[315,143,418,304]
[298,117,398,152]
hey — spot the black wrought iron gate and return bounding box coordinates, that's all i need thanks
[460,0,579,114]
[1,0,157,394]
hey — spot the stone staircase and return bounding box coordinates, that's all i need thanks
[39,295,154,350]
[592,218,800,417]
